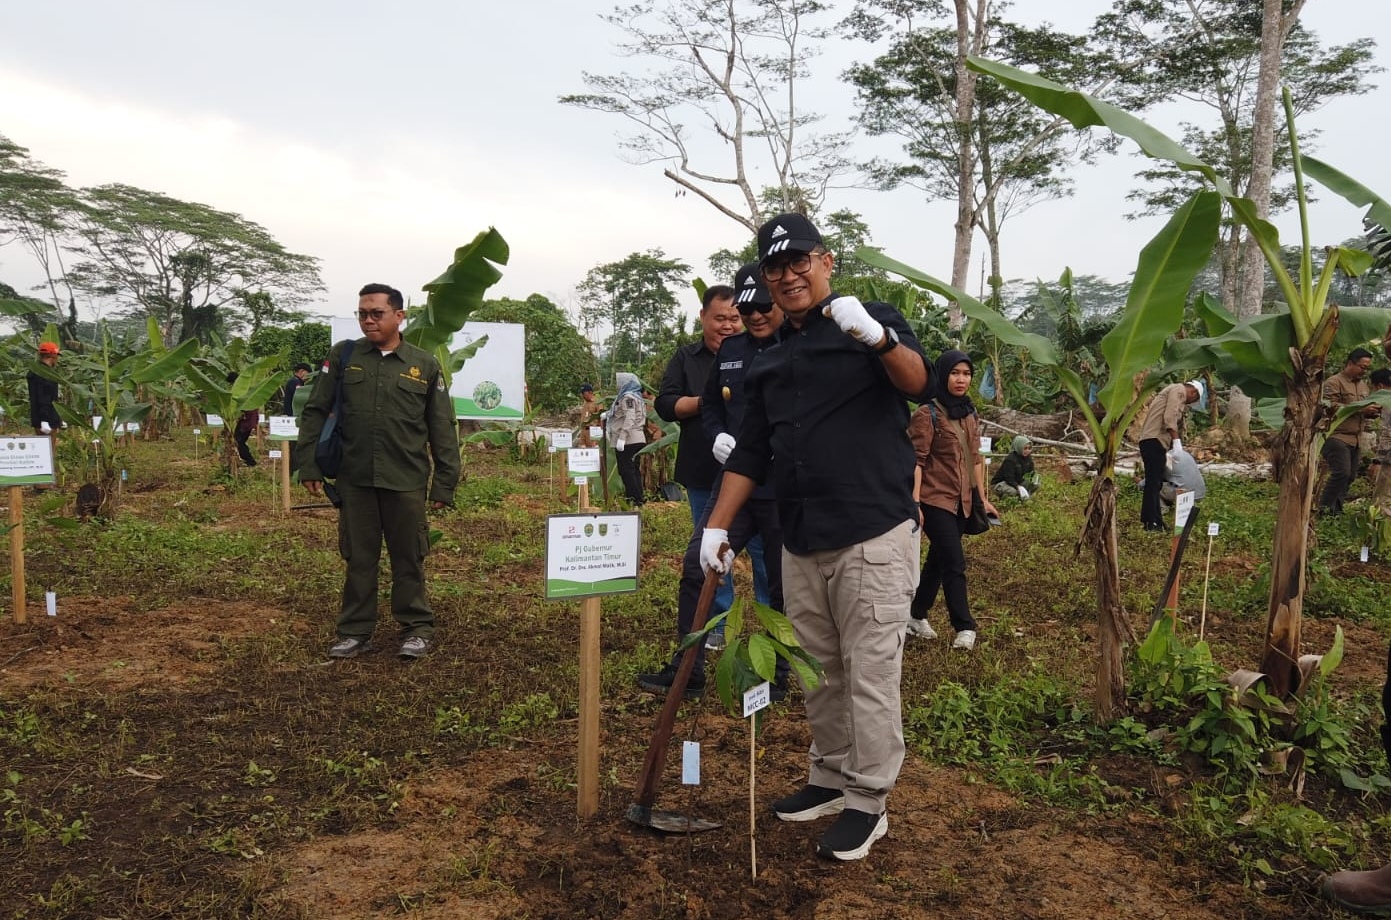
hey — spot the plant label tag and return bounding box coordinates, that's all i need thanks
[980,436,992,454]
[743,682,771,718]
[45,591,56,617]
[1362,546,1370,563]
[1208,522,1220,537]
[206,414,224,428]
[552,430,573,449]
[682,741,700,784]
[1174,489,1195,531]
[588,426,603,440]
[573,476,587,486]
[121,469,128,481]
[268,450,283,459]
[193,428,201,436]
[548,445,557,453]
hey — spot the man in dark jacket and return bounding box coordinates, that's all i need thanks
[27,342,62,435]
[296,283,461,661]
[282,363,312,416]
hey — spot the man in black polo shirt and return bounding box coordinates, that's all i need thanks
[701,213,929,862]
[637,264,788,699]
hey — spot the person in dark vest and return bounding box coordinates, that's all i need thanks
[27,341,62,435]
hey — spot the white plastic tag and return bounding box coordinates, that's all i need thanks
[1208,522,1220,536]
[268,450,283,459]
[45,591,56,617]
[193,428,201,436]
[682,741,700,784]
[980,436,992,453]
[1362,546,1370,563]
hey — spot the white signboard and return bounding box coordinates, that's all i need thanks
[743,682,772,718]
[552,430,573,450]
[0,437,55,486]
[588,426,603,441]
[267,416,299,441]
[567,448,601,476]
[206,414,225,429]
[329,317,526,421]
[980,436,993,454]
[544,512,641,599]
[1174,489,1196,533]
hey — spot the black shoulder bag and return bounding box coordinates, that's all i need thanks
[314,340,355,479]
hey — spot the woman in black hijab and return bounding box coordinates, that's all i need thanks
[905,350,998,651]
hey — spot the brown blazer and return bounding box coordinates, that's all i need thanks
[910,401,982,516]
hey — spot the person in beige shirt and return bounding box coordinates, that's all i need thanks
[1318,348,1377,516]
[1137,379,1204,531]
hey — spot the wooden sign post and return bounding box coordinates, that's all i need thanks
[267,417,298,515]
[545,464,638,819]
[1,437,56,622]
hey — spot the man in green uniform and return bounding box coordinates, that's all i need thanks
[296,283,460,660]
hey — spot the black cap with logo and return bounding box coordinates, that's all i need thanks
[757,213,823,264]
[732,263,772,306]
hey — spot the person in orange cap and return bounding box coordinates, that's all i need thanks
[28,342,62,435]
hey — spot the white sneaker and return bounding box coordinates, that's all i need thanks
[905,618,937,639]
[952,630,977,651]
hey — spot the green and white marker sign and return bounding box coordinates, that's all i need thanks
[0,437,55,486]
[545,512,641,599]
[267,416,298,441]
[567,447,601,482]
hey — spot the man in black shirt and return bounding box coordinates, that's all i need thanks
[638,264,787,699]
[702,213,928,862]
[655,286,745,626]
[282,363,312,416]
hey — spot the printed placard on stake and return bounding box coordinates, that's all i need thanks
[206,414,224,429]
[567,447,601,484]
[588,425,603,441]
[1174,489,1195,533]
[544,512,641,599]
[267,416,298,441]
[552,430,573,450]
[0,437,56,486]
[979,436,992,454]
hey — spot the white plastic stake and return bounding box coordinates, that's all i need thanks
[45,591,56,617]
[681,741,700,785]
[1362,546,1371,563]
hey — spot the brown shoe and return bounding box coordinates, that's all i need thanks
[1324,862,1391,915]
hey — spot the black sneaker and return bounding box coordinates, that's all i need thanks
[771,784,844,822]
[817,808,888,861]
[636,665,705,700]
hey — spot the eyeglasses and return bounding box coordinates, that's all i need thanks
[736,300,774,316]
[761,250,823,282]
[357,309,391,322]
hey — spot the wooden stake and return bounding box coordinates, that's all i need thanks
[9,486,25,624]
[749,715,758,880]
[576,479,600,818]
[1199,531,1215,641]
[280,444,292,514]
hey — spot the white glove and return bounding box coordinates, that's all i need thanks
[712,433,736,464]
[60,422,67,429]
[1018,485,1030,500]
[700,527,734,574]
[615,439,625,451]
[825,295,885,346]
[39,422,51,434]
[1169,437,1182,459]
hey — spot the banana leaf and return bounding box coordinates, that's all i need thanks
[1302,156,1391,230]
[128,337,198,384]
[407,228,510,353]
[1095,191,1220,420]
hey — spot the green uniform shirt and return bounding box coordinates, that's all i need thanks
[296,338,461,504]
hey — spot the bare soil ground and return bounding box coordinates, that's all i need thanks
[1,442,1385,918]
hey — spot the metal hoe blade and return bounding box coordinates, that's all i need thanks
[625,803,722,834]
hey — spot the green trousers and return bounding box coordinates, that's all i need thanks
[336,482,433,640]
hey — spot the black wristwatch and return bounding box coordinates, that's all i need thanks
[874,326,900,355]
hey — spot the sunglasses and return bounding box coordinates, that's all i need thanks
[736,300,774,316]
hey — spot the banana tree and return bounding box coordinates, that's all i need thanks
[861,189,1220,722]
[43,318,197,515]
[965,57,1391,699]
[182,335,287,476]
[404,227,511,383]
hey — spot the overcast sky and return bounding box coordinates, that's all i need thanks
[2,0,1388,327]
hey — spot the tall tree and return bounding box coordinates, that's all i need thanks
[560,0,850,232]
[577,249,691,380]
[0,134,81,336]
[1095,0,1377,317]
[844,0,1116,326]
[63,184,324,343]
